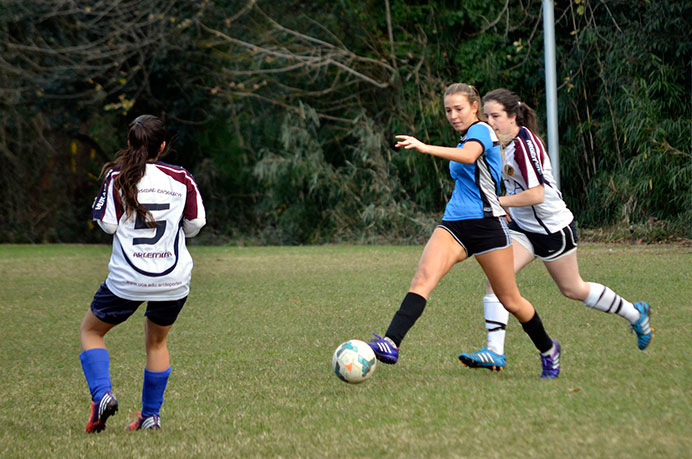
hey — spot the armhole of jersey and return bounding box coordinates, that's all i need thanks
[464,138,487,156]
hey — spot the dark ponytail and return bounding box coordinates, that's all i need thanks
[100,115,167,226]
[482,88,539,134]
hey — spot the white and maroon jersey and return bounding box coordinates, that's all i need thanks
[502,127,573,234]
[92,161,206,301]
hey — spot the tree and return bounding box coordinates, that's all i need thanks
[1,0,689,243]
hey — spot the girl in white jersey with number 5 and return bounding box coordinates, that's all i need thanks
[80,114,206,432]
[458,89,653,372]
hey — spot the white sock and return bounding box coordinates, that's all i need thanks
[383,336,398,349]
[541,343,556,357]
[484,294,509,355]
[583,282,640,323]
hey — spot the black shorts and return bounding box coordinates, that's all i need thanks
[439,217,512,257]
[508,220,578,261]
[90,283,187,326]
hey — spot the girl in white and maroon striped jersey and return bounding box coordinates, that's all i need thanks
[80,114,206,432]
[458,89,652,373]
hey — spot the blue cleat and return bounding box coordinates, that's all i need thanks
[368,333,399,364]
[458,348,505,371]
[631,302,654,350]
[540,340,561,379]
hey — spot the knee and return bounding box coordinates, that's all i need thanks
[145,328,169,350]
[80,312,109,338]
[494,293,521,314]
[146,336,168,354]
[79,320,92,336]
[558,283,588,302]
[410,268,434,291]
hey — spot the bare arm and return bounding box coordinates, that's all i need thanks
[499,184,545,208]
[394,135,483,164]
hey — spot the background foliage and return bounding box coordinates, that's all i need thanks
[1,0,690,244]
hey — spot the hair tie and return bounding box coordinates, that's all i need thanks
[517,101,521,107]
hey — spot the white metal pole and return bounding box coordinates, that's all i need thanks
[543,0,560,188]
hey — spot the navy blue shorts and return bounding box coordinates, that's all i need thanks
[90,283,187,326]
[438,217,512,257]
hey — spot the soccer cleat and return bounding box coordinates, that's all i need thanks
[458,348,506,372]
[85,392,119,433]
[128,412,161,431]
[368,333,399,364]
[540,340,561,379]
[631,302,654,350]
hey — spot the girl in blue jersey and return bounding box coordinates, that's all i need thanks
[80,114,206,433]
[458,88,652,372]
[368,83,561,378]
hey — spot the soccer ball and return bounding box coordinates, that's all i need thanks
[332,339,377,384]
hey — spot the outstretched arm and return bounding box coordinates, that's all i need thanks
[395,135,483,164]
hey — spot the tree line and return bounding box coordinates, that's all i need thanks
[1,0,690,244]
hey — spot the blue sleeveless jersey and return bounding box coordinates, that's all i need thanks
[442,121,505,221]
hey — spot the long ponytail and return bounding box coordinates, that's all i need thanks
[100,115,167,226]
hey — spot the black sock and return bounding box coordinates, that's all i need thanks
[385,292,427,347]
[520,311,553,354]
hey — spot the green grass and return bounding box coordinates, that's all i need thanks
[0,243,691,457]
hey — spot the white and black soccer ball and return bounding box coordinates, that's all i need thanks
[332,339,377,384]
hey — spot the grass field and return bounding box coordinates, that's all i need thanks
[1,243,691,458]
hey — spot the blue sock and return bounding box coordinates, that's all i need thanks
[79,348,112,402]
[141,367,171,417]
